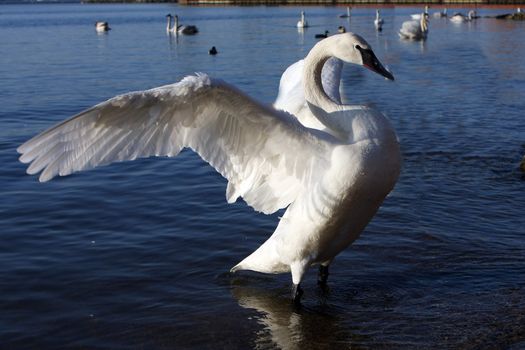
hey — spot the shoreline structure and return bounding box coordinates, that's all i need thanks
[82,0,525,5]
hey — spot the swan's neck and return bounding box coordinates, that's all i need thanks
[420,17,428,33]
[304,40,339,115]
[166,16,172,32]
[376,11,379,20]
[301,12,305,23]
[174,16,179,34]
[303,39,351,138]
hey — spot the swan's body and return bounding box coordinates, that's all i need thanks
[339,7,351,18]
[399,14,429,40]
[297,11,308,28]
[411,6,429,20]
[95,21,110,32]
[166,14,198,35]
[374,9,384,31]
[450,11,476,23]
[18,33,400,303]
[433,8,447,18]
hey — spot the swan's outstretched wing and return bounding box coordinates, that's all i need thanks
[18,73,331,214]
[274,57,343,117]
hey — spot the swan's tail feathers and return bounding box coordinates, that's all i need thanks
[229,239,289,275]
[230,264,243,273]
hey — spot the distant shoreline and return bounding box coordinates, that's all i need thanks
[80,0,525,4]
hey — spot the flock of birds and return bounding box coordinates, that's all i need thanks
[296,8,385,36]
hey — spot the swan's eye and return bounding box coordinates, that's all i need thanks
[355,44,361,50]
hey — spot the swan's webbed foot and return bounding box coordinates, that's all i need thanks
[317,265,330,286]
[291,283,303,305]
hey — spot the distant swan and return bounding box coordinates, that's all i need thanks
[450,10,476,23]
[433,8,447,18]
[339,7,351,18]
[399,14,428,40]
[297,11,308,28]
[374,9,384,31]
[411,5,429,20]
[166,14,198,35]
[18,33,401,304]
[95,21,110,32]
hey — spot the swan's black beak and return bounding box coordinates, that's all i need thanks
[357,46,394,81]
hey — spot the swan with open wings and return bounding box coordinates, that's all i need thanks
[18,33,401,304]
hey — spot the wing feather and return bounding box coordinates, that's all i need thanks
[18,73,331,214]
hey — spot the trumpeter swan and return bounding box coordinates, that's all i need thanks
[18,33,401,304]
[433,8,447,18]
[339,7,351,18]
[166,14,198,35]
[95,21,110,32]
[374,9,384,31]
[411,6,429,20]
[399,14,429,40]
[297,11,308,28]
[450,10,476,23]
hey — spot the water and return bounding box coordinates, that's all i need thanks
[1,3,524,349]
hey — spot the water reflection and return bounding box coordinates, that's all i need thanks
[231,283,357,350]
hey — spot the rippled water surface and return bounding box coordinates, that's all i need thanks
[1,3,524,349]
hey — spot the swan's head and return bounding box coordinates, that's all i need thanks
[329,33,394,81]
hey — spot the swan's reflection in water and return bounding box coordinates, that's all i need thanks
[230,277,358,349]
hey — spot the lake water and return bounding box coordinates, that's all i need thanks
[1,3,524,349]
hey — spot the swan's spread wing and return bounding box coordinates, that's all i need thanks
[18,73,330,214]
[274,57,343,115]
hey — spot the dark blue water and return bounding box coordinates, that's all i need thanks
[1,3,524,349]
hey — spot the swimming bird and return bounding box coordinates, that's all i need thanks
[399,14,428,40]
[374,9,384,31]
[297,11,308,28]
[450,10,476,23]
[17,33,401,304]
[209,46,218,55]
[338,26,346,33]
[411,5,429,20]
[95,21,110,32]
[433,8,447,18]
[315,30,329,39]
[166,14,198,35]
[339,7,351,18]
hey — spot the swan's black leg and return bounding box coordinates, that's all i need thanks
[318,265,330,286]
[291,283,303,305]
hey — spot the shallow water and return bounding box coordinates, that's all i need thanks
[1,3,524,349]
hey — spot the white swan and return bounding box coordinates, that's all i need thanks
[399,14,429,40]
[339,7,351,18]
[17,33,401,303]
[95,21,110,32]
[411,6,429,20]
[433,8,447,18]
[450,10,476,23]
[374,9,384,31]
[296,11,308,28]
[166,14,198,35]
